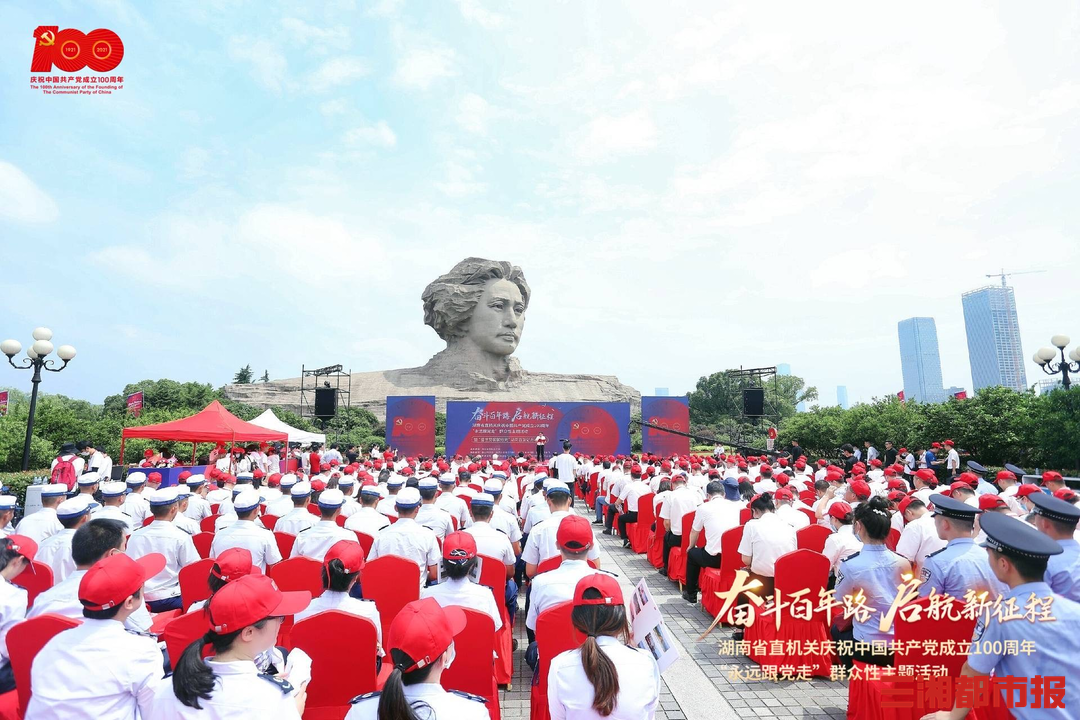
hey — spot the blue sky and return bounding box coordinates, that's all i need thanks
[2,1,1079,407]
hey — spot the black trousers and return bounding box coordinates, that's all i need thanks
[536,445,545,462]
[617,511,638,540]
[662,530,680,570]
[605,503,620,531]
[685,547,721,594]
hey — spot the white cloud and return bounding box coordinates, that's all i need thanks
[455,0,505,28]
[319,98,350,116]
[394,42,458,89]
[344,121,397,148]
[456,93,494,135]
[309,57,370,92]
[228,36,288,93]
[280,17,350,51]
[436,162,486,197]
[571,110,658,162]
[0,161,59,224]
[177,147,211,181]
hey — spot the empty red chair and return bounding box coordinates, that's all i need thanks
[353,531,375,558]
[665,511,697,584]
[260,513,279,531]
[799,507,817,525]
[269,556,324,597]
[701,525,744,619]
[796,524,832,553]
[7,613,79,716]
[627,492,655,553]
[200,514,220,533]
[647,501,665,568]
[441,608,501,720]
[163,610,210,666]
[530,601,587,720]
[274,531,296,559]
[192,531,214,559]
[12,561,53,608]
[885,527,900,552]
[178,557,215,611]
[361,555,420,643]
[799,490,817,505]
[477,554,513,685]
[292,610,379,719]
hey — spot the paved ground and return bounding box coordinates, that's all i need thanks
[497,503,851,719]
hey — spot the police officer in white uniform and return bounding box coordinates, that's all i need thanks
[0,497,16,538]
[121,473,152,526]
[291,489,358,561]
[182,474,213,523]
[415,477,454,541]
[434,475,470,530]
[36,495,94,583]
[275,481,317,536]
[14,483,67,543]
[210,488,282,571]
[344,486,392,537]
[421,531,502,630]
[91,481,134,533]
[368,487,441,588]
[126,487,201,612]
[345,599,487,720]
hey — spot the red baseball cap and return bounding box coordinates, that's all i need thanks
[178,470,192,482]
[573,573,623,606]
[978,494,1007,511]
[775,474,790,487]
[828,502,853,520]
[849,480,871,499]
[210,548,262,582]
[774,487,794,501]
[1016,484,1042,498]
[442,531,477,562]
[208,575,310,633]
[887,490,906,501]
[388,598,466,672]
[887,478,905,490]
[1053,488,1078,503]
[148,472,162,484]
[1042,471,1064,485]
[897,496,915,515]
[80,552,167,611]
[5,534,37,568]
[995,470,1017,483]
[556,515,594,552]
[326,540,365,574]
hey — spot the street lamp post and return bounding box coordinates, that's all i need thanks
[1033,335,1080,391]
[1,327,77,471]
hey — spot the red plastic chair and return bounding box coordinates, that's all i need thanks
[261,514,279,531]
[307,503,321,516]
[178,557,215,611]
[534,556,600,576]
[192,531,214,559]
[268,557,324,650]
[354,531,375,558]
[200,514,220,533]
[274,531,297,559]
[739,507,752,525]
[441,608,501,720]
[7,613,80,716]
[530,601,587,720]
[12,561,53,608]
[885,527,901,552]
[361,555,420,643]
[292,610,379,719]
[796,524,832,553]
[335,515,347,527]
[666,511,697,584]
[627,492,655,553]
[799,507,817,525]
[163,609,210,666]
[701,526,744,619]
[744,549,832,677]
[477,554,513,685]
[210,503,220,514]
[799,490,817,505]
[647,501,665,568]
[142,516,154,527]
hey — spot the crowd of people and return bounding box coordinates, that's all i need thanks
[0,436,1076,719]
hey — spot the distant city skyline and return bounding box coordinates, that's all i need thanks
[836,385,849,410]
[897,317,946,403]
[962,285,1028,393]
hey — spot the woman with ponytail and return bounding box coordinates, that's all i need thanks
[547,573,660,719]
[295,540,383,654]
[346,598,486,720]
[822,501,863,574]
[152,574,312,718]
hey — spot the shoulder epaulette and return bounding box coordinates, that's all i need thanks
[350,691,381,704]
[257,672,294,695]
[840,551,860,564]
[926,547,948,560]
[448,689,488,704]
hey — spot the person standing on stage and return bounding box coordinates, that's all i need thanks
[536,433,547,462]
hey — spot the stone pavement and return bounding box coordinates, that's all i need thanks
[496,503,851,719]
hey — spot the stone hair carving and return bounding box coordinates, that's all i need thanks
[421,257,531,342]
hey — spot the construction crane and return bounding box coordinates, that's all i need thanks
[986,268,1046,287]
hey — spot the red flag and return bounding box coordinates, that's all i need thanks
[953,391,968,400]
[897,391,905,402]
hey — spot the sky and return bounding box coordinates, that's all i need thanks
[2,1,1079,408]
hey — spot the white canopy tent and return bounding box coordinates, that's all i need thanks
[250,409,326,445]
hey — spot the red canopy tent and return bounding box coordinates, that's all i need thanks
[120,400,289,466]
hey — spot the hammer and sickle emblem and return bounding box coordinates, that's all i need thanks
[39,30,55,46]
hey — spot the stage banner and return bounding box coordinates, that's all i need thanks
[641,396,690,457]
[386,396,436,458]
[446,401,631,459]
[0,391,7,417]
[126,391,143,416]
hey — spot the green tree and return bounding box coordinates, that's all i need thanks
[689,371,816,426]
[233,365,254,384]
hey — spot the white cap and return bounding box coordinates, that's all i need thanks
[279,473,298,488]
[0,495,16,510]
[291,481,312,497]
[126,472,148,486]
[233,488,261,513]
[175,485,192,497]
[471,492,495,507]
[100,481,127,497]
[544,481,571,496]
[184,473,206,487]
[148,487,180,507]
[42,483,69,497]
[318,488,345,508]
[395,487,422,508]
[483,479,504,494]
[387,475,405,487]
[57,495,93,519]
[360,485,381,498]
[77,471,101,486]
[236,472,254,483]
[418,477,438,490]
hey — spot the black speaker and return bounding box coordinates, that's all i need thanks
[314,388,337,418]
[742,387,765,417]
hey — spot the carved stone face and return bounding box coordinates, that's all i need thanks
[463,278,526,357]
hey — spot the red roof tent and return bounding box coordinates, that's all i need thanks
[120,400,288,464]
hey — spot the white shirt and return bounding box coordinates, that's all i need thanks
[522,510,600,566]
[294,591,382,646]
[345,682,487,720]
[275,507,316,536]
[92,504,135,533]
[36,527,77,583]
[291,520,358,561]
[465,522,517,566]
[527,560,605,631]
[15,507,62,544]
[692,497,744,555]
[126,520,200,600]
[822,524,863,573]
[122,492,152,526]
[344,507,391,536]
[150,658,301,719]
[375,496,401,519]
[174,513,200,536]
[28,568,153,634]
[946,449,960,471]
[776,504,811,530]
[523,503,552,535]
[183,495,213,523]
[737,512,797,577]
[552,452,578,484]
[619,480,651,512]
[416,504,454,541]
[895,512,947,568]
[210,519,282,571]
[658,487,702,534]
[548,635,661,720]
[434,492,470,529]
[0,575,27,663]
[421,576,502,631]
[367,517,441,586]
[25,617,162,720]
[491,506,523,543]
[266,493,294,518]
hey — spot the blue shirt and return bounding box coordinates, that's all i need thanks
[968,581,1080,720]
[1046,538,1080,602]
[923,450,936,467]
[918,537,1006,599]
[976,479,1000,496]
[834,544,910,643]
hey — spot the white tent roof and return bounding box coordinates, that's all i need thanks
[250,409,326,445]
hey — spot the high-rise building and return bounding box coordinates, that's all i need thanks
[897,317,946,403]
[944,386,967,398]
[961,286,1028,393]
[776,363,791,376]
[653,387,669,396]
[836,385,849,410]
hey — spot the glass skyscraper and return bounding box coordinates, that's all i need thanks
[836,385,849,409]
[897,317,946,403]
[961,286,1028,393]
